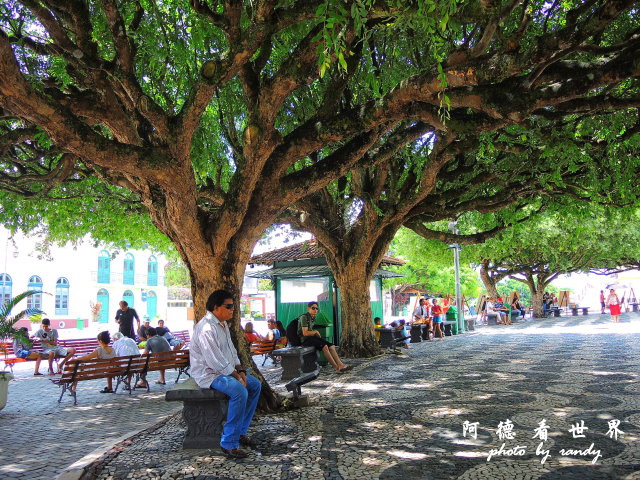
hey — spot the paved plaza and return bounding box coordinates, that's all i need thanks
[2,312,640,480]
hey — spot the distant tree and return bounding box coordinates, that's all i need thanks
[466,206,640,317]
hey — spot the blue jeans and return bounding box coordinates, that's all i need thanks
[211,374,261,449]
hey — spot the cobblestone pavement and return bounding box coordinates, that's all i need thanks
[80,312,640,480]
[4,312,640,480]
[0,362,186,479]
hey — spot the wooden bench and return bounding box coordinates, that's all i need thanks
[165,377,228,449]
[250,337,287,366]
[53,350,191,404]
[1,339,62,372]
[171,330,191,347]
[59,338,98,356]
[52,355,134,405]
[136,350,191,392]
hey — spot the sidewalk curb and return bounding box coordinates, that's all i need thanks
[55,408,180,480]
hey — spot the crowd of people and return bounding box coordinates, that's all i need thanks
[12,299,184,385]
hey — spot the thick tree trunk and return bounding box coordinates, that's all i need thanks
[332,266,381,358]
[157,215,284,412]
[480,260,499,298]
[531,288,545,318]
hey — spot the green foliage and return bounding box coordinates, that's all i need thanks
[258,279,274,291]
[386,227,481,297]
[0,290,43,352]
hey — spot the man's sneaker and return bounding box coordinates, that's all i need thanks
[239,435,257,449]
[220,447,249,459]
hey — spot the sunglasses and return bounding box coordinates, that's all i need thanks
[222,303,235,310]
[310,306,319,310]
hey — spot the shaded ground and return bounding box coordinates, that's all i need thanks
[76,312,640,480]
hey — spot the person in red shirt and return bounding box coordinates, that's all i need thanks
[431,299,444,340]
[243,322,264,343]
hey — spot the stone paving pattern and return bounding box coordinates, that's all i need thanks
[88,312,640,480]
[2,312,640,479]
[0,365,184,479]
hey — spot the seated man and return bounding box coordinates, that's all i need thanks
[33,318,76,375]
[242,322,264,344]
[299,302,352,373]
[373,317,383,342]
[494,298,511,325]
[137,318,152,348]
[486,298,506,324]
[190,289,262,459]
[156,319,185,351]
[388,320,410,349]
[137,327,171,387]
[265,319,281,341]
[412,298,433,337]
[13,327,45,375]
[112,331,140,390]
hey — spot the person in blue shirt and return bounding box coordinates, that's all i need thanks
[266,319,281,341]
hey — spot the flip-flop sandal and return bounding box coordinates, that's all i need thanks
[339,365,354,372]
[99,387,114,393]
[33,372,43,376]
[155,381,166,385]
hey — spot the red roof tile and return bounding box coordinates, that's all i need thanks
[250,238,405,266]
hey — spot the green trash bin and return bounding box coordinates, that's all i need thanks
[76,317,84,330]
[446,307,458,334]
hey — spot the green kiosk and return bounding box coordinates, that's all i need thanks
[247,239,404,346]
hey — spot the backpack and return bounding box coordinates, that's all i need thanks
[286,318,302,347]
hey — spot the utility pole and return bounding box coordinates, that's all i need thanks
[448,221,464,333]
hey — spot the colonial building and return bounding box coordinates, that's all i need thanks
[0,227,168,331]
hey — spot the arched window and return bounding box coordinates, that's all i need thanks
[0,273,12,305]
[123,289,134,308]
[55,277,70,315]
[98,250,111,283]
[146,290,157,319]
[147,256,158,286]
[97,288,109,323]
[27,275,43,310]
[123,253,135,285]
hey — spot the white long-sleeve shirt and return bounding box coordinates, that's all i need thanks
[190,311,241,388]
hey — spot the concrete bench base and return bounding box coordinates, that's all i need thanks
[410,324,424,343]
[571,307,589,316]
[442,321,456,336]
[465,318,476,331]
[487,313,499,325]
[273,346,318,381]
[166,378,228,449]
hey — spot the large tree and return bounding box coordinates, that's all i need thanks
[0,1,639,366]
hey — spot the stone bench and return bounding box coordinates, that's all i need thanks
[442,321,456,336]
[166,378,228,449]
[486,313,499,325]
[570,306,589,316]
[272,346,318,381]
[410,324,425,343]
[465,317,476,331]
[631,303,639,313]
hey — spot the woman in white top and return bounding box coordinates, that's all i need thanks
[606,289,621,323]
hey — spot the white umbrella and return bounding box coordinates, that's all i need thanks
[606,284,629,290]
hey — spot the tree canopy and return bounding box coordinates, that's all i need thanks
[0,0,639,364]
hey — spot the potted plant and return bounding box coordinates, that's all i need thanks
[0,290,43,411]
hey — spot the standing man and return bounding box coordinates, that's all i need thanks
[190,290,261,459]
[115,300,140,340]
[600,290,606,314]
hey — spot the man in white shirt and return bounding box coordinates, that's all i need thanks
[412,298,432,334]
[190,289,261,459]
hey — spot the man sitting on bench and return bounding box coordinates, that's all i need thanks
[13,327,45,375]
[298,301,352,374]
[190,289,261,459]
[33,318,76,375]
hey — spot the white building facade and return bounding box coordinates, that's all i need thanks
[0,227,168,333]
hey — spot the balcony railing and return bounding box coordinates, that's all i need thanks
[90,271,165,286]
